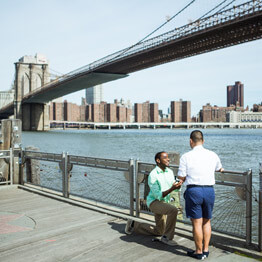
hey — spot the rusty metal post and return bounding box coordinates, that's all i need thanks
[129,159,134,216]
[245,169,252,246]
[62,152,69,198]
[135,160,140,218]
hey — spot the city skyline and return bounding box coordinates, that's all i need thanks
[1,1,261,116]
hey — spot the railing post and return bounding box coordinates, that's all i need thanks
[62,152,69,198]
[246,168,252,246]
[10,148,13,185]
[19,148,24,185]
[135,160,140,218]
[129,158,134,216]
[259,163,262,252]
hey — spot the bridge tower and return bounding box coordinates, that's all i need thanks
[14,54,50,131]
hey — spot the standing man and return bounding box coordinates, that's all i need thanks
[178,130,223,260]
[125,151,183,246]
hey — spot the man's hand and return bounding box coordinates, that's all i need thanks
[162,180,183,198]
[171,180,183,191]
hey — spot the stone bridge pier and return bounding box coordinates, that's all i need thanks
[14,54,50,131]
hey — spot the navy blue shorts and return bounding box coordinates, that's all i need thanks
[184,186,215,219]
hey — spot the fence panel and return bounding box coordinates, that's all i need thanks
[22,151,134,215]
[68,155,133,214]
[23,151,63,193]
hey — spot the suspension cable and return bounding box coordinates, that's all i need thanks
[215,0,236,15]
[198,0,233,20]
[112,0,197,60]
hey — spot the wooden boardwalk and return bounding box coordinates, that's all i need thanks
[0,186,260,262]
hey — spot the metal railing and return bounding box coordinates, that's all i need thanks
[136,161,253,244]
[22,150,135,216]
[15,149,261,249]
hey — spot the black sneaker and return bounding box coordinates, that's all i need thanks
[187,250,204,260]
[203,251,209,258]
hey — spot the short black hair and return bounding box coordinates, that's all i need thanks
[190,130,204,143]
[155,151,166,163]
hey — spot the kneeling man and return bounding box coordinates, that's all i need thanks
[125,151,182,246]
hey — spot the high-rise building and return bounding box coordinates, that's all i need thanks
[106,103,117,122]
[117,106,126,122]
[170,100,191,122]
[227,81,244,107]
[126,108,132,123]
[86,84,103,104]
[150,103,159,122]
[134,103,143,122]
[142,101,150,122]
[91,104,100,122]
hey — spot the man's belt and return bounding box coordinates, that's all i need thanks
[187,185,213,188]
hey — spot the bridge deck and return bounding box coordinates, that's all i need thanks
[0,186,260,262]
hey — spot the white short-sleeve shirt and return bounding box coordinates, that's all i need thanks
[178,145,222,186]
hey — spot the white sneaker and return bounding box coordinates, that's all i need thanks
[125,219,134,235]
[160,235,178,246]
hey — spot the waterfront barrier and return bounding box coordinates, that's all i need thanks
[50,120,262,130]
[0,148,257,250]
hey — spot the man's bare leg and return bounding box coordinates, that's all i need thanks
[203,218,211,252]
[191,218,203,254]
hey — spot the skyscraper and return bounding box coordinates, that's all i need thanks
[86,84,103,104]
[227,81,244,107]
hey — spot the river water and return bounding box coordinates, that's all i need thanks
[22,128,262,181]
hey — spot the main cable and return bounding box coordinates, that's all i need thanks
[112,0,197,60]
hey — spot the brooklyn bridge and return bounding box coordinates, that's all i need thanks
[0,0,262,130]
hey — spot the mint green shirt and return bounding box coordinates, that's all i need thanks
[146,166,175,208]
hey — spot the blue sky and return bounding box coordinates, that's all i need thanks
[1,0,261,116]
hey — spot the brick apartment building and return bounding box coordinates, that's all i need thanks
[50,101,80,121]
[107,103,117,122]
[170,100,191,122]
[117,106,127,122]
[199,103,245,122]
[50,100,132,123]
[150,103,159,122]
[134,103,142,122]
[134,101,159,122]
[50,102,63,121]
[64,101,80,121]
[142,101,150,122]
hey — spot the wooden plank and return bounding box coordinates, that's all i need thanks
[0,186,260,261]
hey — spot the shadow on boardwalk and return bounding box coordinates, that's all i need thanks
[0,186,261,262]
[109,221,190,257]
